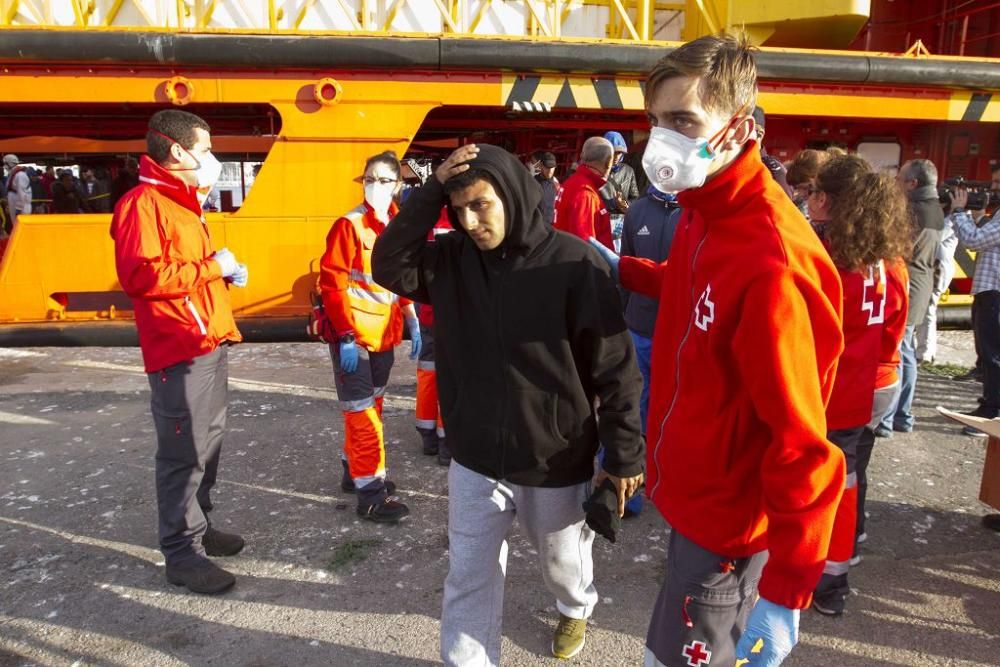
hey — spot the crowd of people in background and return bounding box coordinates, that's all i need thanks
[0,153,226,240]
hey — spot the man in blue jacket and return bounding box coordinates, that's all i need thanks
[617,186,682,516]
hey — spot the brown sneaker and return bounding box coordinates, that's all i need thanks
[165,560,235,595]
[552,614,587,659]
[202,527,245,557]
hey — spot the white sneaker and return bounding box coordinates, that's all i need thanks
[856,532,868,544]
[849,554,862,567]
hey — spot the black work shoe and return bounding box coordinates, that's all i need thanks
[813,572,849,616]
[982,514,1000,532]
[202,527,245,557]
[812,594,846,616]
[419,428,439,456]
[961,403,1000,420]
[341,459,355,492]
[437,439,452,467]
[357,496,410,523]
[955,369,983,382]
[165,560,235,595]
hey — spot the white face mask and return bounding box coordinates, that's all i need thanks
[642,127,716,194]
[365,182,396,218]
[195,152,222,190]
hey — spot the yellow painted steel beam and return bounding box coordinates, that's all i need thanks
[294,0,317,29]
[610,0,639,41]
[468,0,493,33]
[523,0,552,37]
[105,0,126,25]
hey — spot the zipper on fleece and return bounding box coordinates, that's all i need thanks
[649,217,707,499]
[185,296,208,336]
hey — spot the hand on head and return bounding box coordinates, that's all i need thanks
[435,145,480,185]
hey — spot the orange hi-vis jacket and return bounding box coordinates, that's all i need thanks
[619,143,845,610]
[110,155,241,373]
[320,201,408,352]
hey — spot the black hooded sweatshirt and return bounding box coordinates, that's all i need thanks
[372,144,644,487]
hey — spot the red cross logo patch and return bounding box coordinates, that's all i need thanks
[694,285,715,332]
[683,640,712,666]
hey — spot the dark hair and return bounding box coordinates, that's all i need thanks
[817,154,913,270]
[146,109,210,164]
[364,151,401,180]
[442,168,500,197]
[646,32,757,117]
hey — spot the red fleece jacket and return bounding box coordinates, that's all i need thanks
[825,258,885,430]
[619,143,845,610]
[553,165,613,249]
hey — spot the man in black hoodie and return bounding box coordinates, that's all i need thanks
[373,144,644,664]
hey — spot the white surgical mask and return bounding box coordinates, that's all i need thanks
[642,127,716,194]
[365,183,395,219]
[195,152,222,190]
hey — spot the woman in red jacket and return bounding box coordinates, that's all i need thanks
[806,154,913,615]
[319,151,420,523]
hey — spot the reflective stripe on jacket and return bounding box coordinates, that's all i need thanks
[320,202,406,352]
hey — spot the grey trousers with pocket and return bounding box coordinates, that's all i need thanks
[148,346,228,566]
[440,461,598,667]
[644,530,767,667]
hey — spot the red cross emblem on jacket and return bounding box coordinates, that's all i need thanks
[694,285,715,332]
[683,640,712,666]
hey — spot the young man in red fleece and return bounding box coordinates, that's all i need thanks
[590,34,845,666]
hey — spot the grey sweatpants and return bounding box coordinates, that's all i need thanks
[441,462,598,667]
[147,346,228,566]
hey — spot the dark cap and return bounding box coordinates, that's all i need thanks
[533,151,557,168]
[752,106,766,129]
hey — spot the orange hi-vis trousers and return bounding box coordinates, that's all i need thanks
[330,344,394,488]
[824,426,862,576]
[415,324,444,438]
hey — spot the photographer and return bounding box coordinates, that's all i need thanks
[949,164,1000,440]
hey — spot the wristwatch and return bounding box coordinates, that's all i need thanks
[339,333,356,345]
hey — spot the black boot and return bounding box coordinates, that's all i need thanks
[202,527,245,557]
[356,480,409,523]
[340,459,355,492]
[437,438,452,467]
[417,427,439,455]
[166,559,235,595]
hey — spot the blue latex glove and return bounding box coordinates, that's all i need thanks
[406,318,422,360]
[735,598,800,667]
[339,340,359,374]
[588,237,620,282]
[231,263,249,288]
[213,247,238,278]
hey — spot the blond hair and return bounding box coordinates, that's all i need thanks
[645,33,758,117]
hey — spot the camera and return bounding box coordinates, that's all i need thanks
[939,176,995,210]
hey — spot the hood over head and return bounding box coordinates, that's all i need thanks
[446,143,549,253]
